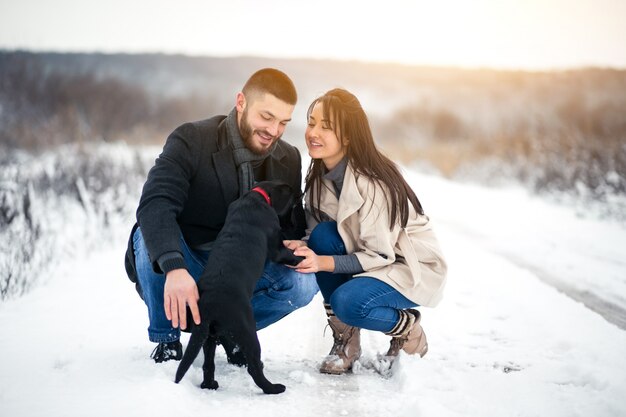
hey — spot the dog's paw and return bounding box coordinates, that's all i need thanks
[200,380,219,390]
[263,383,286,395]
[273,246,304,266]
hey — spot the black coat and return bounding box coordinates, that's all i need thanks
[124,115,306,287]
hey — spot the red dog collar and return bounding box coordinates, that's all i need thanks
[251,187,271,205]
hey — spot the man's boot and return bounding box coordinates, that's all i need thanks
[319,304,361,375]
[150,340,183,363]
[385,309,428,359]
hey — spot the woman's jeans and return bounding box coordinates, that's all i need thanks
[307,221,418,333]
[133,227,319,343]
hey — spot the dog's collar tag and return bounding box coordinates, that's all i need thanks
[251,187,271,205]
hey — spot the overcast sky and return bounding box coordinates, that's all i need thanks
[1,0,625,69]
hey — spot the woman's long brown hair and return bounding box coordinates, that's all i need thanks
[304,88,424,229]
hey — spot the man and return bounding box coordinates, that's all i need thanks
[124,68,318,363]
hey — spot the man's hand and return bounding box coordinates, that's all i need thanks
[164,268,200,330]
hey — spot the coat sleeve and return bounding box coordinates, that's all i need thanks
[136,122,201,273]
[351,181,403,272]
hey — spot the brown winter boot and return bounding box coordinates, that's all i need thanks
[319,304,362,375]
[385,309,428,359]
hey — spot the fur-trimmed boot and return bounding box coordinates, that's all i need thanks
[385,309,428,359]
[319,304,362,374]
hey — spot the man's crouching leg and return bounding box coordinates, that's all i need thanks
[251,260,319,331]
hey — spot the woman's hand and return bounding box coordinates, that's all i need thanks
[292,246,335,274]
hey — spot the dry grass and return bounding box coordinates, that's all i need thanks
[376,69,626,200]
[1,52,624,202]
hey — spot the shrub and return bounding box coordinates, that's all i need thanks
[0,143,153,300]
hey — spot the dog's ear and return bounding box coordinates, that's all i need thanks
[258,181,295,218]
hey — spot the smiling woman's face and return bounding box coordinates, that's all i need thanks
[305,102,346,170]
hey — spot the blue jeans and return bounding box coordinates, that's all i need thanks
[308,221,418,333]
[133,227,318,343]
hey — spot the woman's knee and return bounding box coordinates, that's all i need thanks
[308,222,345,256]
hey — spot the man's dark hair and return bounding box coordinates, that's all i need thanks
[242,68,297,105]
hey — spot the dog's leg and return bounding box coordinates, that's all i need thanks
[219,335,247,367]
[232,309,286,395]
[268,229,304,266]
[175,322,209,384]
[243,332,285,394]
[200,336,219,390]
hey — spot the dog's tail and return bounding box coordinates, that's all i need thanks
[175,322,210,384]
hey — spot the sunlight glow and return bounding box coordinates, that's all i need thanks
[0,0,625,69]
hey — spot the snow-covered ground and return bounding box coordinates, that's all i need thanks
[1,170,625,417]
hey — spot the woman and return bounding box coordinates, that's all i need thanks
[285,88,447,374]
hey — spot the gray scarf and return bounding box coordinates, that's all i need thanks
[225,108,277,197]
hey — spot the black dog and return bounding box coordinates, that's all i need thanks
[175,181,302,395]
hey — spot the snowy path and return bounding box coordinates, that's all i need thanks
[1,217,625,416]
[405,171,626,330]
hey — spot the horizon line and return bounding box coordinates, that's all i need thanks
[2,47,625,74]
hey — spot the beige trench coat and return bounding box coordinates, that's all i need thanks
[305,165,447,307]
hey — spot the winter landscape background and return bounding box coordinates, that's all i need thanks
[1,51,625,416]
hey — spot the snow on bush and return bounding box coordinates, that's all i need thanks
[0,142,156,300]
